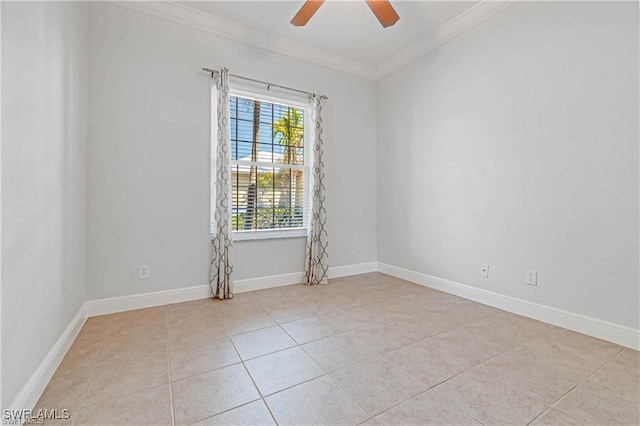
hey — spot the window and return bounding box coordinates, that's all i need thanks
[228,92,309,240]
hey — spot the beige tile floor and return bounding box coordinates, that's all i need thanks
[36,272,639,425]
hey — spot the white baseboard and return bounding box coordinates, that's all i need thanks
[328,262,378,279]
[377,262,640,350]
[85,262,378,317]
[234,262,378,292]
[85,285,211,317]
[234,271,304,293]
[8,306,87,413]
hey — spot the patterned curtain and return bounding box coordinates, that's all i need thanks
[209,68,233,299]
[304,94,329,285]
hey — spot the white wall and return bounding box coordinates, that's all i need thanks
[377,1,639,329]
[87,3,378,299]
[1,1,89,408]
[3,0,636,408]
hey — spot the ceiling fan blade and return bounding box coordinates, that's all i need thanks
[291,0,325,27]
[365,0,400,28]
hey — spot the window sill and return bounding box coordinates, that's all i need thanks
[224,228,308,241]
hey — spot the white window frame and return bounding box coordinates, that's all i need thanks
[226,82,310,242]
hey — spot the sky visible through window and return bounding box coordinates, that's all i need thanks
[230,96,305,162]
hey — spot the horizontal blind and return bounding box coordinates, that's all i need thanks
[229,95,309,232]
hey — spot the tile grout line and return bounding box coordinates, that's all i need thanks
[77,311,173,422]
[352,363,484,425]
[164,359,244,385]
[293,340,374,421]
[328,361,428,424]
[66,284,499,425]
[253,293,525,423]
[167,304,310,382]
[46,275,636,426]
[176,304,269,425]
[291,328,382,419]
[72,320,112,425]
[353,314,469,359]
[260,373,328,399]
[183,399,269,426]
[55,288,337,425]
[164,312,176,426]
[277,316,347,346]
[416,325,624,425]
[253,315,375,421]
[227,325,280,426]
[262,315,355,423]
[419,326,567,425]
[242,338,342,400]
[362,322,560,425]
[325,372,373,420]
[343,306,509,359]
[526,346,627,425]
[313,299,507,422]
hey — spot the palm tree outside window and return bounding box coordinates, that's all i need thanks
[228,94,308,239]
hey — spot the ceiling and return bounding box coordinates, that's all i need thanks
[179,1,479,67]
[119,1,514,79]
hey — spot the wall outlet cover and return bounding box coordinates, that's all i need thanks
[480,264,490,277]
[138,264,150,279]
[525,269,537,286]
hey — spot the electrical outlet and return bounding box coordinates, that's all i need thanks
[349,244,356,255]
[480,264,490,278]
[525,269,537,286]
[138,264,150,279]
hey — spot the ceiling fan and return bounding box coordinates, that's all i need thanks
[291,0,400,28]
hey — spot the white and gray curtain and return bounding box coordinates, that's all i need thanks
[209,68,233,299]
[304,94,329,285]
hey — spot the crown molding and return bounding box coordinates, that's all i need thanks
[112,1,378,80]
[111,1,516,81]
[374,0,518,79]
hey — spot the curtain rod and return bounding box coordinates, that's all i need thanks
[202,68,328,100]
